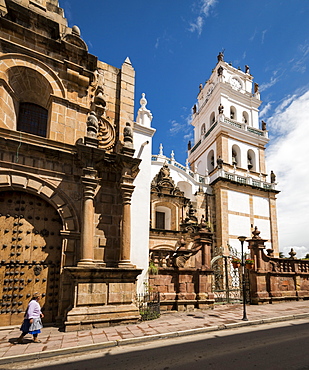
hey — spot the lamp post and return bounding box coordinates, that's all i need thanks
[238,235,248,321]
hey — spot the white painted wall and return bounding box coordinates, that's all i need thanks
[131,95,155,294]
[253,195,270,217]
[228,214,251,238]
[228,190,250,214]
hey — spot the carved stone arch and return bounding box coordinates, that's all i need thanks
[152,244,175,251]
[152,201,178,231]
[0,54,66,99]
[0,170,79,233]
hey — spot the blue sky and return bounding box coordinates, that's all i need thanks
[61,0,309,256]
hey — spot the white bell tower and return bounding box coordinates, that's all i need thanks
[188,52,280,256]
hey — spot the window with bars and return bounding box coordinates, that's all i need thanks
[17,102,48,137]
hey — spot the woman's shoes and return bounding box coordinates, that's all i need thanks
[33,339,41,343]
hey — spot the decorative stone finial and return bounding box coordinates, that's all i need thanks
[159,143,163,156]
[140,93,147,108]
[86,111,98,138]
[289,248,296,259]
[171,150,175,161]
[72,25,81,36]
[123,122,133,148]
[136,93,153,127]
[252,226,261,239]
[93,86,106,108]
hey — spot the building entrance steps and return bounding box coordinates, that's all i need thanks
[0,301,308,365]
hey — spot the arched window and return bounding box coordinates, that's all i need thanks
[230,106,236,120]
[17,103,48,137]
[155,206,172,230]
[242,111,249,124]
[247,149,256,172]
[201,123,206,136]
[210,112,215,126]
[207,149,215,173]
[232,144,241,167]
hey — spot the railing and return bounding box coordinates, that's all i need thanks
[204,121,217,139]
[150,250,174,268]
[269,258,309,273]
[224,117,267,137]
[224,117,242,129]
[151,155,207,184]
[190,139,201,153]
[136,292,160,321]
[221,171,275,190]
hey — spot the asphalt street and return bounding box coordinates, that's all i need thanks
[4,319,309,370]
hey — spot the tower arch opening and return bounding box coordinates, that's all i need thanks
[242,111,249,125]
[247,149,256,172]
[231,144,241,167]
[207,149,215,173]
[230,106,236,120]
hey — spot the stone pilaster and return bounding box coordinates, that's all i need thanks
[119,178,135,267]
[79,169,98,265]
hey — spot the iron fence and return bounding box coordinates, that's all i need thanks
[136,292,160,321]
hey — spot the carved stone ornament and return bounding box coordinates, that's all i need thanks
[151,164,184,196]
[90,82,116,150]
[98,117,116,150]
[123,122,133,148]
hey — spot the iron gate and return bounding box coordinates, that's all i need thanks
[136,292,160,321]
[211,245,250,304]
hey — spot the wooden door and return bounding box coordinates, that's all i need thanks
[0,191,62,326]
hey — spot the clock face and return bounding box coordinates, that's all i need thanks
[207,83,215,96]
[231,77,242,91]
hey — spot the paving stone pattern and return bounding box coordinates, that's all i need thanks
[0,301,308,361]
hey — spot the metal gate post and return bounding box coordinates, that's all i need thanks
[224,256,230,303]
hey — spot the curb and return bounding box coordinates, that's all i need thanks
[0,313,308,366]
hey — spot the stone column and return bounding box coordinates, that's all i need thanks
[79,169,97,265]
[119,181,135,267]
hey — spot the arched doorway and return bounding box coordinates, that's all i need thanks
[0,191,62,325]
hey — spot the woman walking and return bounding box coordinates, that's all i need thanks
[18,292,44,343]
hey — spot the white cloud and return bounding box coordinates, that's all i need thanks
[260,70,281,92]
[200,0,217,16]
[169,120,184,135]
[291,41,309,74]
[249,29,257,42]
[169,114,192,142]
[266,90,309,256]
[189,0,217,36]
[259,102,272,120]
[261,29,267,44]
[189,16,204,36]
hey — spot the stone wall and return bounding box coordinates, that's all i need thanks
[247,230,309,304]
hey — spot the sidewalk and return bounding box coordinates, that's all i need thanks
[0,300,308,365]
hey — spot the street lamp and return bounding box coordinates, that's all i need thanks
[238,235,248,321]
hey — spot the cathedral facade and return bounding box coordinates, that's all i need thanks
[0,0,281,326]
[0,0,146,330]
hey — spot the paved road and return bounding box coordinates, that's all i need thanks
[4,319,309,370]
